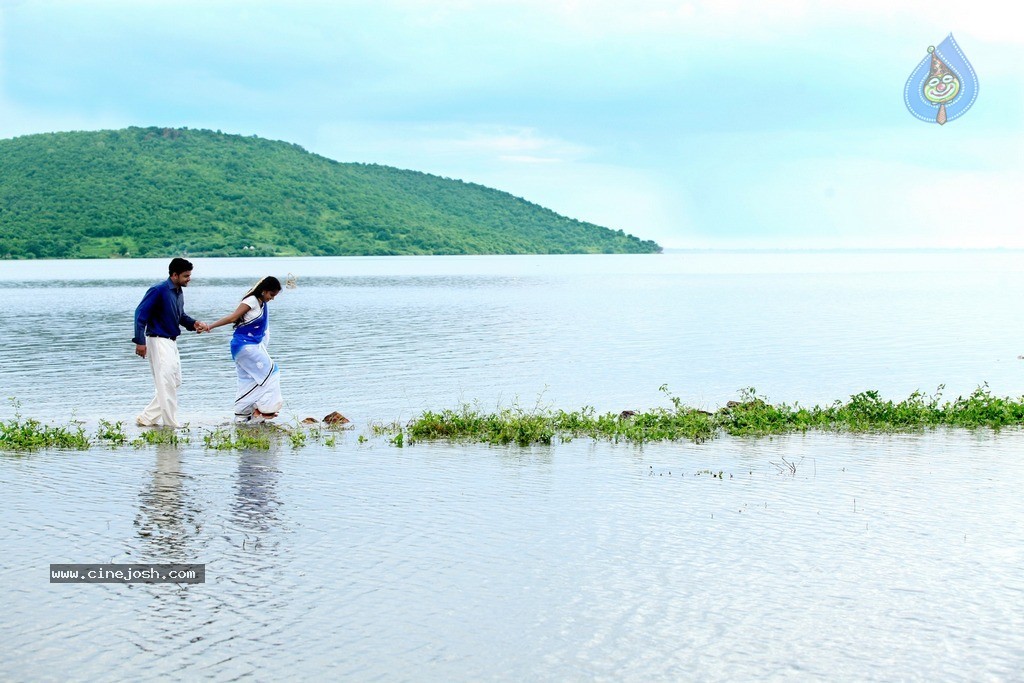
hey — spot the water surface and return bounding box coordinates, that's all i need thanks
[2,251,1024,425]
[1,252,1022,681]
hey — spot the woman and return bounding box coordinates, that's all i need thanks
[208,276,284,423]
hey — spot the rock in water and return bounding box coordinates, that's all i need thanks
[323,411,350,425]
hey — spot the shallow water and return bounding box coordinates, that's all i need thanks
[3,252,1024,426]
[4,432,1023,681]
[2,252,1024,680]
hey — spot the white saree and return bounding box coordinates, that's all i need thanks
[233,342,282,422]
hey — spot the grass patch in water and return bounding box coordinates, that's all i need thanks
[0,401,91,451]
[202,420,346,451]
[4,384,1024,452]
[0,400,347,452]
[96,419,128,447]
[131,427,189,447]
[0,415,91,451]
[402,384,1024,446]
[407,401,557,447]
[204,426,273,450]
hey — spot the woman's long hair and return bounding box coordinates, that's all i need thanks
[234,276,282,328]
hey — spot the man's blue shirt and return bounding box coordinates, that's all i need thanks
[132,278,197,345]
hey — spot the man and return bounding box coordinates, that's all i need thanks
[132,257,208,428]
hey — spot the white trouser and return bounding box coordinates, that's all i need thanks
[137,337,182,428]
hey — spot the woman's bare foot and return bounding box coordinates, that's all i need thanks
[253,408,278,420]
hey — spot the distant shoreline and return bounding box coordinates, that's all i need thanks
[661,247,1024,254]
[6,246,1024,261]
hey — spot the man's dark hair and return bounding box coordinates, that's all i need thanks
[168,257,194,276]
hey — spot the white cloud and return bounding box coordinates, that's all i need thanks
[312,121,590,167]
[497,155,562,164]
[309,119,684,244]
[425,127,589,161]
[511,0,1024,44]
[735,151,1024,248]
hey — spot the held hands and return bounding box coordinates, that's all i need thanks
[136,321,210,358]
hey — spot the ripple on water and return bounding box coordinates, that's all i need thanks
[2,433,1023,679]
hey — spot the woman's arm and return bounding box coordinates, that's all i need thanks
[207,302,252,331]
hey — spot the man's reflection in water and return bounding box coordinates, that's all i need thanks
[134,443,201,562]
[232,449,282,549]
[127,443,287,659]
[131,444,208,655]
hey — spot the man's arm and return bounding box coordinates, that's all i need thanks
[133,285,159,346]
[180,312,208,333]
[180,311,198,331]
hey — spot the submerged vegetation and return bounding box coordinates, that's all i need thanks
[3,385,1024,453]
[0,400,349,453]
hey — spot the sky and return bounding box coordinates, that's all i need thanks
[1,0,1022,249]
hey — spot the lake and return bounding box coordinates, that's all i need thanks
[2,252,1023,680]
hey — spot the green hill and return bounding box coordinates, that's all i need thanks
[0,127,661,258]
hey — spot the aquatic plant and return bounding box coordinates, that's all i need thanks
[203,426,272,451]
[4,384,1024,453]
[369,420,402,436]
[0,416,91,451]
[288,428,307,449]
[406,396,561,447]
[96,419,128,447]
[401,385,1024,447]
[769,457,798,476]
[943,383,1024,428]
[0,402,347,452]
[695,469,726,479]
[0,401,91,451]
[201,421,341,452]
[131,427,188,447]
